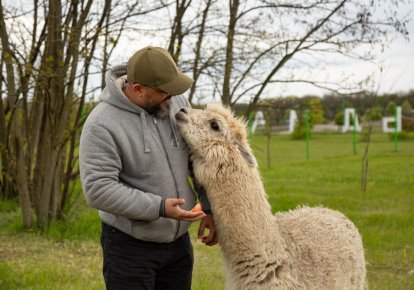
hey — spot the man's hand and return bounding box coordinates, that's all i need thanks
[165,198,206,221]
[198,214,218,246]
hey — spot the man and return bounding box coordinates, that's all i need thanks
[79,46,217,290]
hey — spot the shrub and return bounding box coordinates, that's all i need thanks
[334,112,344,126]
[402,116,414,132]
[401,100,413,116]
[385,101,397,116]
[290,111,309,140]
[290,124,308,140]
[387,131,413,141]
[364,106,383,121]
[335,111,360,126]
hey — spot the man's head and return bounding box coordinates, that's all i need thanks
[123,46,193,117]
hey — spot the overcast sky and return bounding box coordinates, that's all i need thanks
[106,1,414,100]
[277,22,414,97]
[6,0,413,101]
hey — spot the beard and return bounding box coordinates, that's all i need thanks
[147,100,171,119]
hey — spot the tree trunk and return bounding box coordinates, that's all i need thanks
[188,0,213,104]
[61,0,111,217]
[0,58,13,199]
[168,0,192,62]
[222,0,239,106]
[32,0,64,229]
[14,105,34,227]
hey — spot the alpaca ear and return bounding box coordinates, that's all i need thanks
[234,141,257,167]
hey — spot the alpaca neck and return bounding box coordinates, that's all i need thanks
[206,166,285,260]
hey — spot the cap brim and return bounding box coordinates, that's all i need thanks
[157,72,194,96]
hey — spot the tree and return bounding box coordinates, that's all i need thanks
[364,106,383,121]
[97,0,410,110]
[401,100,412,116]
[335,112,345,126]
[0,0,161,229]
[309,98,324,125]
[165,0,219,105]
[168,0,193,62]
[385,100,397,116]
[187,0,216,105]
[208,0,410,115]
[291,110,309,140]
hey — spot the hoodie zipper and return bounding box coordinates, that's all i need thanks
[153,117,181,241]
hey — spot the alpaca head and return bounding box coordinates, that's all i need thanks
[175,104,257,168]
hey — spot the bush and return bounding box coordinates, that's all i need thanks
[335,111,360,126]
[290,125,308,140]
[388,131,414,141]
[290,111,310,140]
[334,112,344,125]
[402,116,414,132]
[385,101,397,116]
[402,100,413,116]
[364,106,383,121]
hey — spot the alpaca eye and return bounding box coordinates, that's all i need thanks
[210,121,220,131]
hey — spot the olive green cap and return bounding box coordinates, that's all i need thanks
[127,46,194,96]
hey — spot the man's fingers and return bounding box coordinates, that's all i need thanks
[198,221,206,239]
[203,233,218,246]
[170,198,185,206]
[174,205,206,221]
[180,210,205,221]
[164,198,206,221]
[205,240,218,246]
[201,228,216,244]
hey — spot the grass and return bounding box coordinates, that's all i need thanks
[1,132,413,289]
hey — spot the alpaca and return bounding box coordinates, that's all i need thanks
[175,104,366,290]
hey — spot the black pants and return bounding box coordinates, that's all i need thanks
[101,223,194,290]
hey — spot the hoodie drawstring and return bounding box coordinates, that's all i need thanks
[140,111,151,153]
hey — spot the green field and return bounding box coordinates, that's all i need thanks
[1,132,413,289]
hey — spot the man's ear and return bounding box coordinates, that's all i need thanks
[234,140,257,167]
[132,83,143,94]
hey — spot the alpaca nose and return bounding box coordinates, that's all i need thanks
[180,107,189,114]
[175,107,190,122]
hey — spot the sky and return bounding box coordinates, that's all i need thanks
[275,29,414,97]
[107,36,414,101]
[272,1,414,98]
[4,0,414,101]
[106,1,414,100]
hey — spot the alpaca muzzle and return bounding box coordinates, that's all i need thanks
[175,107,191,123]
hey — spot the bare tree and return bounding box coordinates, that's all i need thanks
[164,0,221,104]
[222,0,240,106]
[188,0,216,104]
[214,0,410,114]
[168,0,193,61]
[0,0,158,229]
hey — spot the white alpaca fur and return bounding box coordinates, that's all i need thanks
[176,104,366,290]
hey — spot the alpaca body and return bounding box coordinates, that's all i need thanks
[274,206,366,290]
[176,104,366,290]
[199,160,365,290]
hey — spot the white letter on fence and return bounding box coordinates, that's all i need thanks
[342,108,362,133]
[382,106,402,133]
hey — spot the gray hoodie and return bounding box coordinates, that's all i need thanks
[79,64,209,243]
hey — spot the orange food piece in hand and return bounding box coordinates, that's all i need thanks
[192,203,202,212]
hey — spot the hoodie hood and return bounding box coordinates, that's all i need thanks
[99,63,185,151]
[100,63,144,115]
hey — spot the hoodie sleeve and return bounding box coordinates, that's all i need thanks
[79,123,162,221]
